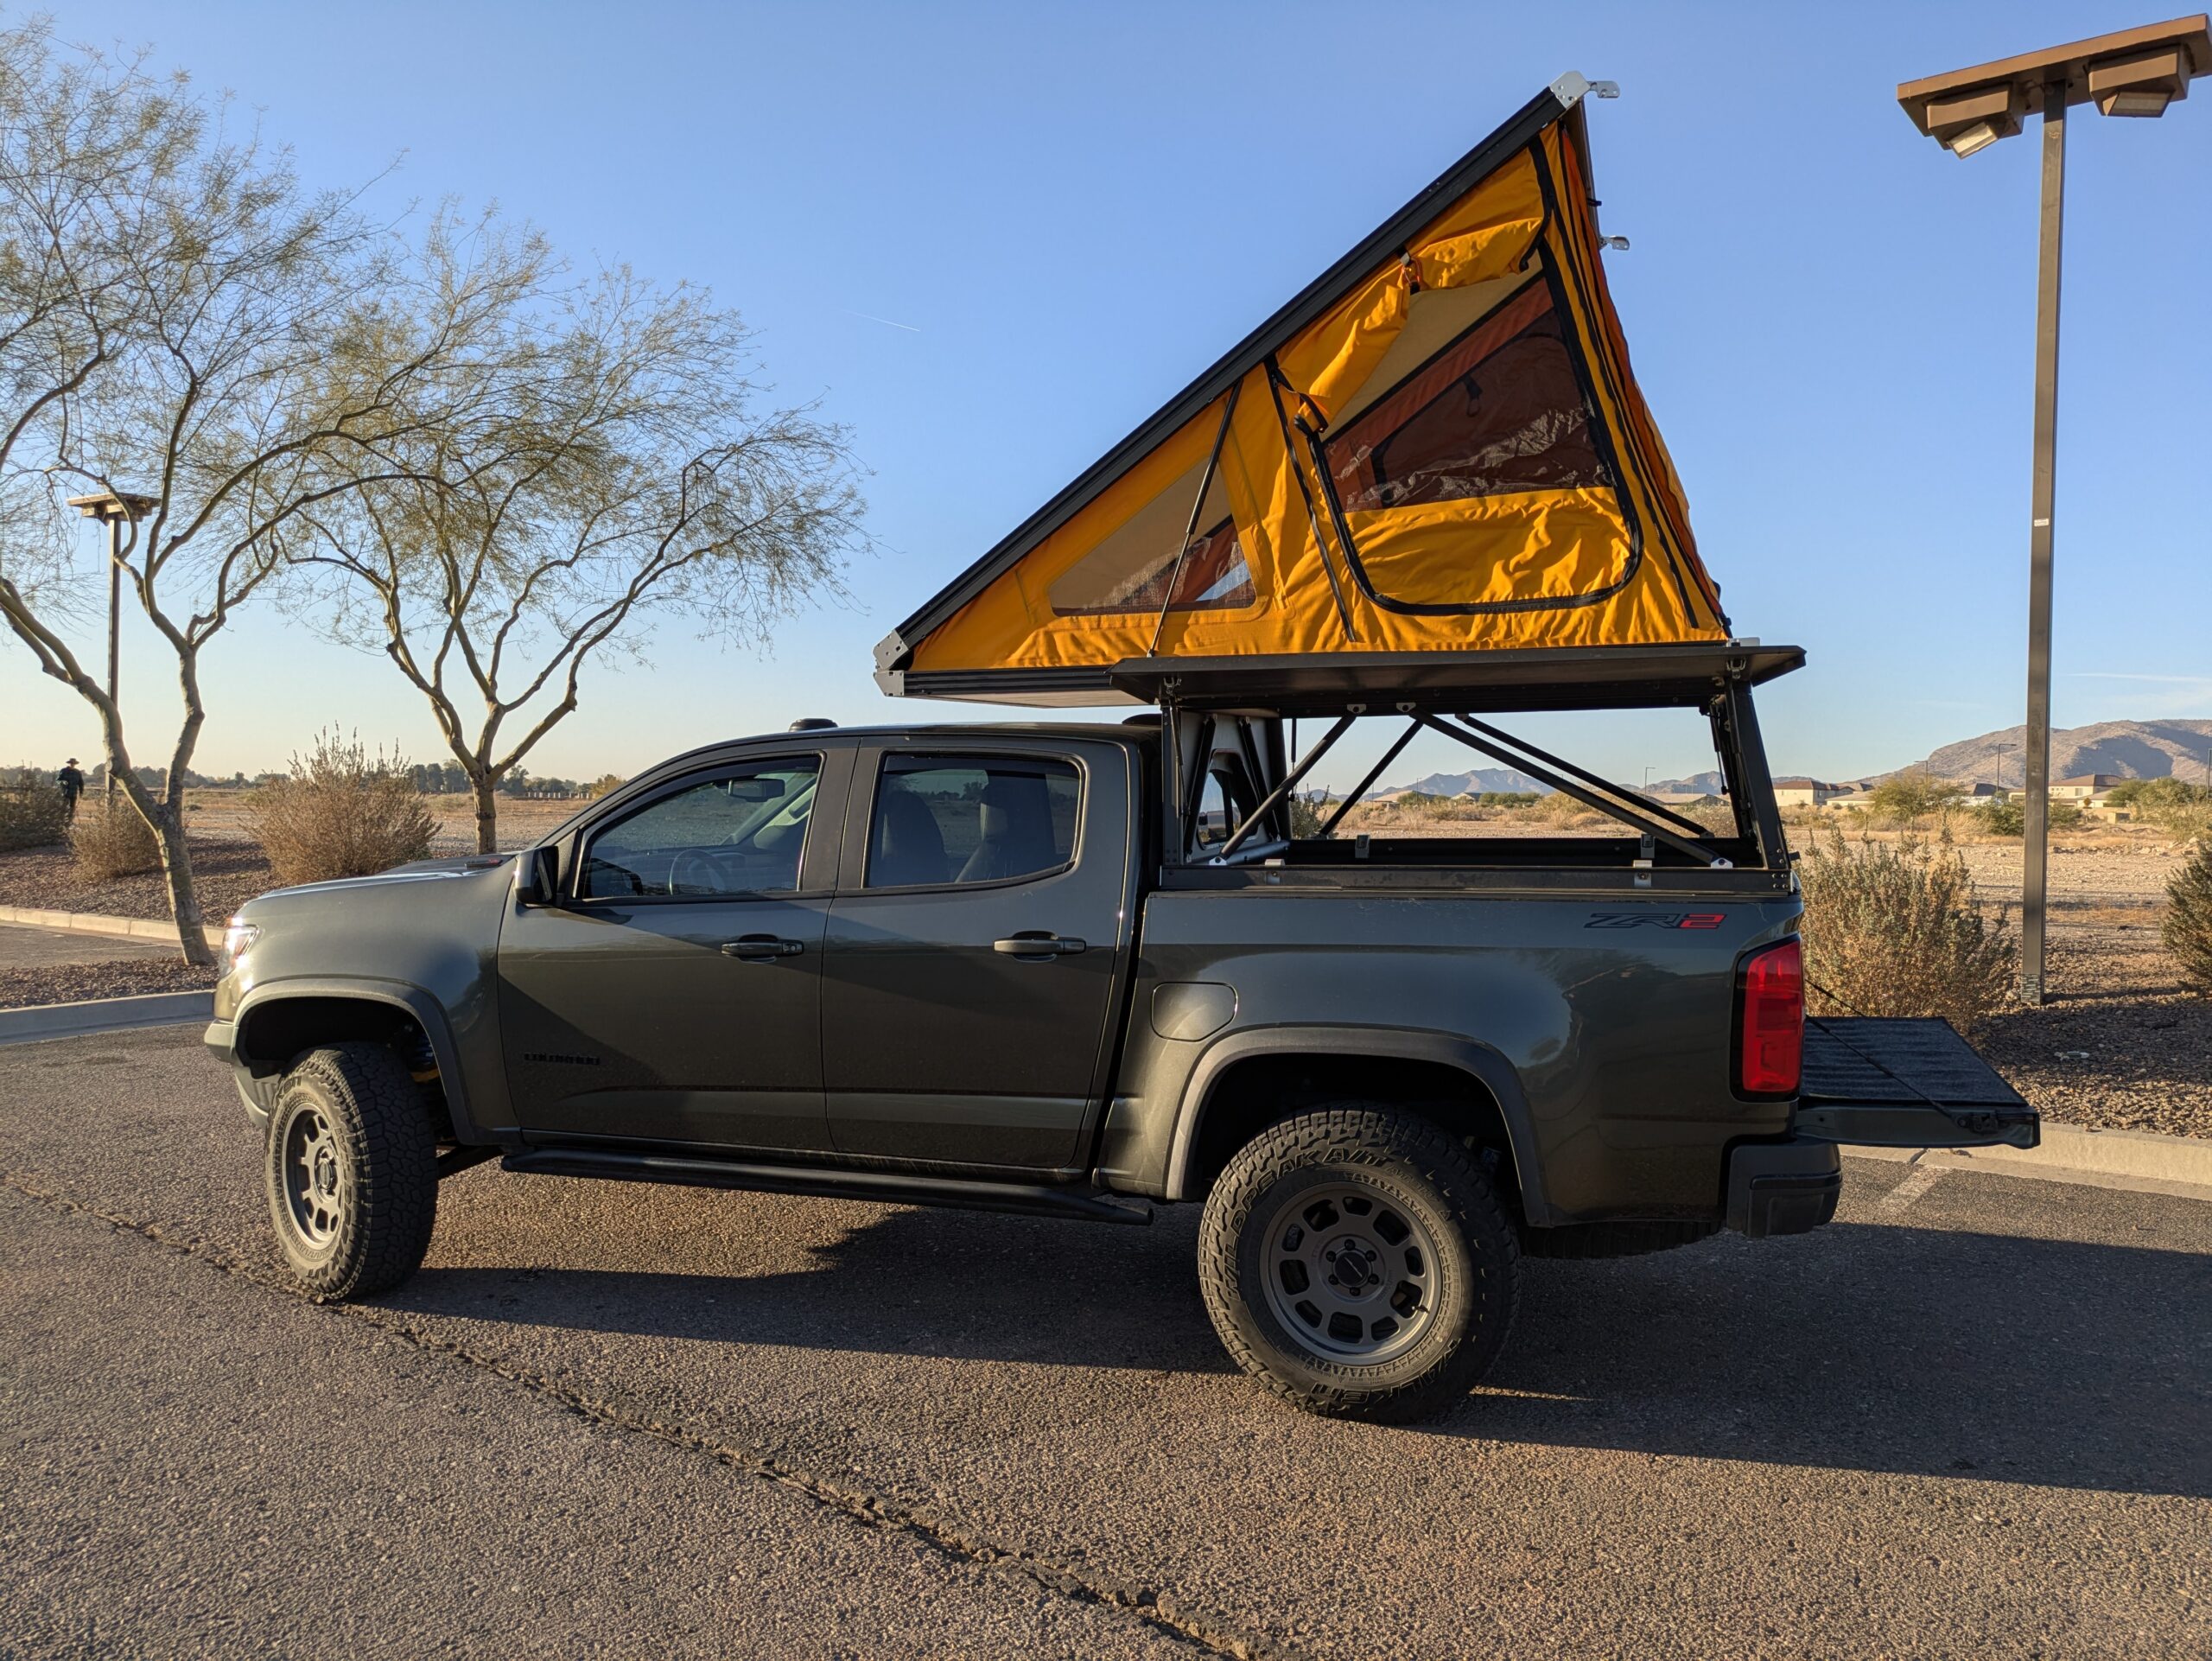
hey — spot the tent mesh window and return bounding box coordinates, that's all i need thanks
[1324,280,1615,513]
[1048,515,1255,617]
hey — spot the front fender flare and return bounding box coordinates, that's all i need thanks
[226,977,486,1146]
[1164,1025,1554,1224]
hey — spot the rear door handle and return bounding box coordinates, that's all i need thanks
[721,935,805,959]
[993,932,1086,958]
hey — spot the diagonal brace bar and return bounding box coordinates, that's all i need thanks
[1454,715,1713,838]
[1411,714,1727,869]
[1319,717,1421,837]
[1217,713,1356,861]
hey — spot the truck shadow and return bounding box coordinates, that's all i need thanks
[405,1188,2209,1499]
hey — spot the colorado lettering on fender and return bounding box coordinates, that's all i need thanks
[1583,912,1726,930]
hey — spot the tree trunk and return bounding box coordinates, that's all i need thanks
[473,770,499,855]
[150,799,213,968]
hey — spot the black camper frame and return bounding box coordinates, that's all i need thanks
[1120,643,1801,887]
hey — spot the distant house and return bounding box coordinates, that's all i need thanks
[1772,777,1847,809]
[2050,773,2125,803]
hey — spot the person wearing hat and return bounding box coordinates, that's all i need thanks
[56,758,84,819]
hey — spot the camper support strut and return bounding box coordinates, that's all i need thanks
[1263,356,1360,643]
[1147,382,1243,657]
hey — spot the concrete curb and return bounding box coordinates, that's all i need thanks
[0,990,214,1047]
[0,903,219,949]
[1847,1122,2212,1202]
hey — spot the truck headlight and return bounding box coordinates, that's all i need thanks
[219,920,261,975]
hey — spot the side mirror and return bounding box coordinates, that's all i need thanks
[515,844,561,907]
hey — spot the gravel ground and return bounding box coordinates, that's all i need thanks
[0,958,214,1009]
[0,837,271,922]
[1946,842,2212,1141]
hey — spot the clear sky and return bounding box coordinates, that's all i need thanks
[6,1,2208,792]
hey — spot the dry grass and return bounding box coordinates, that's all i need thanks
[1798,827,2017,1034]
[68,797,162,880]
[246,730,435,886]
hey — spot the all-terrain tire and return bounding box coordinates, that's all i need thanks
[1198,1107,1521,1422]
[264,1042,438,1300]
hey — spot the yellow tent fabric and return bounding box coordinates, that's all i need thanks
[881,93,1727,704]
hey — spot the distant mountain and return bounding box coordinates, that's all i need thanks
[1370,767,1551,799]
[1891,719,2212,788]
[1648,771,1727,797]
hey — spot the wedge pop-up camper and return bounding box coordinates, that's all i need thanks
[877,73,1793,878]
[878,73,1726,706]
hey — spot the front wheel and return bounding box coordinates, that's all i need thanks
[1198,1107,1521,1422]
[264,1043,438,1300]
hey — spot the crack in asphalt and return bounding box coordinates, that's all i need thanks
[3,1168,1300,1661]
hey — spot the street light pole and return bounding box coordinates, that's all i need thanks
[2020,80,2065,1005]
[66,489,160,803]
[1897,15,2208,1007]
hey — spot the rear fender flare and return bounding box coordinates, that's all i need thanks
[1164,1025,1554,1223]
[230,978,485,1146]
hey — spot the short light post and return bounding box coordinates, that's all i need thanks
[66,490,159,799]
[1897,16,2209,1006]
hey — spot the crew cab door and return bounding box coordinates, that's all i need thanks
[498,748,850,1151]
[821,740,1135,1171]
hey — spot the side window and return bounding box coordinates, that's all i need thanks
[1190,753,1259,856]
[579,758,821,900]
[1323,278,1614,513]
[867,754,1080,889]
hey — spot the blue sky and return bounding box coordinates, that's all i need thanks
[8,1,2209,792]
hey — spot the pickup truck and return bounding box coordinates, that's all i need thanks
[206,646,2037,1421]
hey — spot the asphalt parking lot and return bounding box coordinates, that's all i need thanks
[3,1028,2208,1658]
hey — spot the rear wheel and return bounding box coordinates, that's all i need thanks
[1198,1107,1520,1422]
[264,1043,438,1300]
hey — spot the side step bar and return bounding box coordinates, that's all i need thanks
[502,1146,1155,1226]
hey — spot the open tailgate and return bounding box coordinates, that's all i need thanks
[1794,1017,2039,1150]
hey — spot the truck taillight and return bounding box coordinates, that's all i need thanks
[1736,938,1803,1097]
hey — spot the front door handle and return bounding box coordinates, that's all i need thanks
[993,932,1086,959]
[721,935,805,959]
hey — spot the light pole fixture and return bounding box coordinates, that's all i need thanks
[66,489,159,797]
[1897,15,2209,1006]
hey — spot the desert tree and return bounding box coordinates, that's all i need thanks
[0,22,528,960]
[294,225,863,852]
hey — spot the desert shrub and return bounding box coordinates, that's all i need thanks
[1678,798,1739,837]
[585,773,627,799]
[1797,828,2015,1033]
[69,796,162,878]
[248,729,435,886]
[1477,791,1540,808]
[1974,796,2085,837]
[2111,777,2212,839]
[1867,768,1964,825]
[2166,844,2212,997]
[0,775,70,851]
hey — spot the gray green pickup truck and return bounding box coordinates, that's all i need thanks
[207,645,2036,1421]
